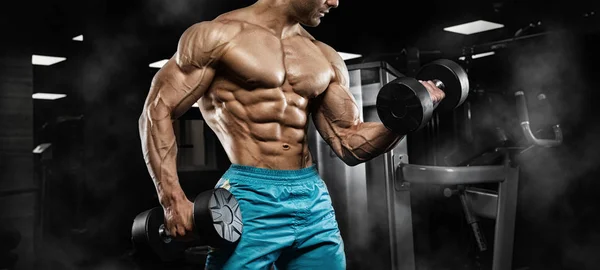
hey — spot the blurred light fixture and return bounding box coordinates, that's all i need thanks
[73,35,84,41]
[444,20,504,35]
[33,143,52,154]
[149,59,169,68]
[338,52,362,61]
[32,55,66,66]
[459,51,496,61]
[32,93,67,100]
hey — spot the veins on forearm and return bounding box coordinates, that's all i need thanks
[335,122,403,162]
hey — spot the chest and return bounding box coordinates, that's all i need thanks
[220,29,334,97]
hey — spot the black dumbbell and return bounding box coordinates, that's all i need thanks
[131,188,243,262]
[376,59,470,134]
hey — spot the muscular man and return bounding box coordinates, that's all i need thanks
[139,0,445,269]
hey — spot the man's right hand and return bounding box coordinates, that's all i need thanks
[419,80,446,105]
[163,199,195,239]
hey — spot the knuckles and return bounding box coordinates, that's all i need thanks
[420,80,445,102]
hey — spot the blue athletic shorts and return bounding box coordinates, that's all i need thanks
[205,164,346,270]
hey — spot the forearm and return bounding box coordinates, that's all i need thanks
[139,108,186,207]
[338,122,404,165]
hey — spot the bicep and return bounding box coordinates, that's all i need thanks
[311,81,361,146]
[311,42,360,143]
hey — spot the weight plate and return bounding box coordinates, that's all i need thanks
[376,77,434,133]
[417,59,469,111]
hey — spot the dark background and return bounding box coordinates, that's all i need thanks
[1,0,600,269]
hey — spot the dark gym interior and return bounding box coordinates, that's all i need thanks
[1,0,600,269]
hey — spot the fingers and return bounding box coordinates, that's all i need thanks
[167,221,187,237]
[176,224,184,236]
[164,201,194,238]
[424,80,437,89]
[174,220,195,241]
[168,224,178,237]
[186,203,195,231]
[419,80,434,95]
[168,217,191,236]
[419,80,445,103]
[164,210,178,237]
[428,81,446,99]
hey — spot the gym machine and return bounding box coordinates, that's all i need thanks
[308,60,562,270]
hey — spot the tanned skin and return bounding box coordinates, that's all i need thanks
[139,0,445,238]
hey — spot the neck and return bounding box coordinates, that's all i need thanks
[251,0,300,38]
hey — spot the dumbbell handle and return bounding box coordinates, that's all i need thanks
[431,79,445,90]
[158,224,173,243]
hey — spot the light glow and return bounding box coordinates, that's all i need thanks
[338,52,362,61]
[32,93,67,100]
[149,59,169,68]
[459,51,496,61]
[444,20,504,35]
[32,55,66,66]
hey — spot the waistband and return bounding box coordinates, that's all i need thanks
[222,164,320,183]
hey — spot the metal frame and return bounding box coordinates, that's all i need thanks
[347,61,403,77]
[312,61,520,269]
[393,152,519,270]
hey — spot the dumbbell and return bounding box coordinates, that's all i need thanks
[131,188,243,262]
[376,59,470,134]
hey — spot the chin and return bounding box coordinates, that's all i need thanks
[301,18,321,27]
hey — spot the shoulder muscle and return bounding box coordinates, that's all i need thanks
[314,41,349,88]
[176,21,242,69]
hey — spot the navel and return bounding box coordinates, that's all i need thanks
[282,144,291,150]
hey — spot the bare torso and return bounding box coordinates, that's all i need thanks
[199,11,335,170]
[140,1,411,235]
